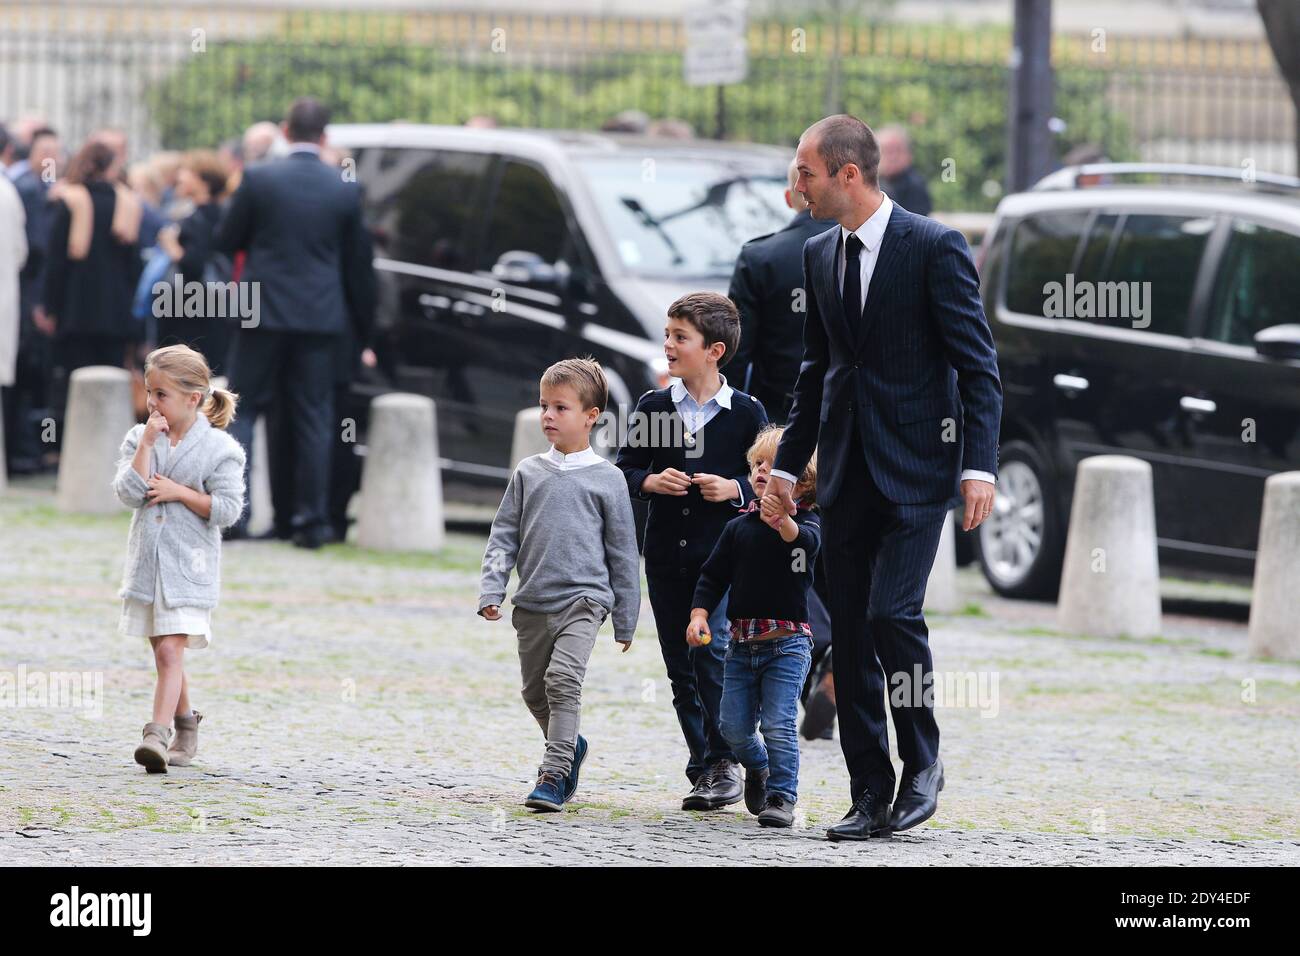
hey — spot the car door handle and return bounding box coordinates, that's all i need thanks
[1180,396,1217,415]
[1053,373,1089,392]
[418,293,451,316]
[451,300,486,317]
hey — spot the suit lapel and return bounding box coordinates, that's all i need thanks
[856,208,913,352]
[818,230,856,351]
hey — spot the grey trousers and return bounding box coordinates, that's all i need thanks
[513,596,608,776]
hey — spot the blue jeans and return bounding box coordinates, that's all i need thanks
[718,634,813,803]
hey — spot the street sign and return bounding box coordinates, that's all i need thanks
[684,0,748,87]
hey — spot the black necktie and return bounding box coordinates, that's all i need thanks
[842,233,863,339]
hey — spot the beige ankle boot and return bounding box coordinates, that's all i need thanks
[134,722,172,773]
[167,711,203,767]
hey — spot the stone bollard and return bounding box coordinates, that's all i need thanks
[1248,472,1300,659]
[924,511,960,614]
[1058,455,1162,639]
[511,406,550,469]
[58,366,136,514]
[355,392,444,552]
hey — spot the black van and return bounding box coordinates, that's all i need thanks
[976,164,1300,597]
[327,124,792,503]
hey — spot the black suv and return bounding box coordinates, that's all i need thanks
[976,164,1300,597]
[327,124,792,503]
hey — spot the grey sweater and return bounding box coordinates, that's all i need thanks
[112,413,247,609]
[477,454,641,644]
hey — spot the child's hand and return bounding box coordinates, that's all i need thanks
[479,605,502,621]
[142,410,169,444]
[691,473,736,503]
[145,474,186,505]
[760,494,787,530]
[644,468,691,496]
[685,612,710,647]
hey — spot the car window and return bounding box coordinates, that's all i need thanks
[1004,211,1090,316]
[477,160,572,272]
[1074,212,1120,284]
[1208,219,1300,346]
[364,149,489,270]
[1099,213,1213,336]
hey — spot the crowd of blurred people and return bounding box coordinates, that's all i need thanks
[0,99,375,548]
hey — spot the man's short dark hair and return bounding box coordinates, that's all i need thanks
[667,292,742,368]
[805,114,880,188]
[285,97,330,143]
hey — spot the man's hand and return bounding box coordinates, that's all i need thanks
[617,640,632,654]
[479,605,502,621]
[643,468,691,496]
[690,473,737,503]
[759,493,787,531]
[961,479,995,532]
[32,306,55,337]
[761,473,797,522]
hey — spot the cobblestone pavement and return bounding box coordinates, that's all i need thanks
[1,482,1297,866]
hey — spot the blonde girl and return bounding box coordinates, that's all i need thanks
[112,344,245,772]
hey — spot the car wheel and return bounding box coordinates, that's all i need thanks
[975,440,1063,599]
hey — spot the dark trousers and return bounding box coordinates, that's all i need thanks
[821,420,946,801]
[226,330,337,533]
[646,571,735,783]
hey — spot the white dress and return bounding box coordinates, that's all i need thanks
[117,435,213,649]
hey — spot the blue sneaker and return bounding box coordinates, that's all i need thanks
[524,771,566,812]
[563,735,588,803]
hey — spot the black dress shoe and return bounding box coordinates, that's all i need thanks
[743,766,769,815]
[826,789,892,841]
[681,766,716,811]
[800,672,836,741]
[682,759,743,810]
[888,757,945,834]
[292,525,337,550]
[757,793,795,828]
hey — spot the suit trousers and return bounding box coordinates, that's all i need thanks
[227,329,337,532]
[821,416,947,801]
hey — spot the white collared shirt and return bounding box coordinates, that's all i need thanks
[545,444,604,471]
[668,373,745,505]
[771,193,995,488]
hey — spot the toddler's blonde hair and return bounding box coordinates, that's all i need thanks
[144,344,239,430]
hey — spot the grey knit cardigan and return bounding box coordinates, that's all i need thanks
[111,413,246,609]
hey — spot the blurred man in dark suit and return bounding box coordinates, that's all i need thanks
[217,97,374,548]
[728,159,836,426]
[877,125,932,218]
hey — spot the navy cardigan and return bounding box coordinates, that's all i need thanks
[692,509,822,623]
[616,386,769,577]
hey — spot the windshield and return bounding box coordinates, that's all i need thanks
[578,156,792,279]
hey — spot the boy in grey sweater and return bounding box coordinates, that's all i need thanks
[478,358,641,812]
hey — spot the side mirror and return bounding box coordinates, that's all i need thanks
[491,250,569,290]
[1254,324,1300,361]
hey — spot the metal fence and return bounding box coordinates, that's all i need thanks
[1,2,1294,210]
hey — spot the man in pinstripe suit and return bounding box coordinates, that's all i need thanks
[764,115,1002,841]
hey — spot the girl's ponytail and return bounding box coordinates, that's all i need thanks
[202,386,239,430]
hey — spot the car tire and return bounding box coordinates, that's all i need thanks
[975,440,1064,599]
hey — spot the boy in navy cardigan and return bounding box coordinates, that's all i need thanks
[616,292,768,811]
[688,425,820,828]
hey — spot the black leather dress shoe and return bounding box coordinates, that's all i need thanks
[292,525,337,550]
[825,789,892,841]
[888,757,944,834]
[757,793,795,828]
[683,759,743,810]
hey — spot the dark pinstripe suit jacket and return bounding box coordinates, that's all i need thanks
[773,204,1002,510]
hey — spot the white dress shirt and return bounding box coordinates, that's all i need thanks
[669,373,746,505]
[771,193,995,489]
[545,444,604,471]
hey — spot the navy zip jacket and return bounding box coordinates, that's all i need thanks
[616,385,768,577]
[692,508,822,622]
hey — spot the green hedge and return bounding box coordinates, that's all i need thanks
[149,34,1132,211]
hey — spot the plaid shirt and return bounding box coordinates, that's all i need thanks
[729,618,814,644]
